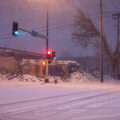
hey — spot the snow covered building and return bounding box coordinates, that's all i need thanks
[0,47,45,74]
[0,47,81,79]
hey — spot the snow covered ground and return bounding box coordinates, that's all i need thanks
[0,73,120,120]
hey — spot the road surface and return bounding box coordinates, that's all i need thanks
[0,83,120,120]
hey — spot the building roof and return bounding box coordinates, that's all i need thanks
[0,47,45,60]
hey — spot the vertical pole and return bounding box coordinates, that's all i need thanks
[45,59,49,83]
[45,0,49,83]
[46,60,48,79]
[117,14,120,79]
[46,0,49,52]
[100,0,103,83]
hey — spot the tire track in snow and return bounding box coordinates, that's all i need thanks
[0,91,114,119]
[0,90,99,107]
[30,92,120,119]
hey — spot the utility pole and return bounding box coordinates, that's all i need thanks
[112,13,120,79]
[46,0,49,51]
[99,0,103,83]
[45,0,49,83]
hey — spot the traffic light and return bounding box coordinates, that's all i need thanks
[46,50,56,63]
[12,21,18,36]
[52,51,56,60]
[46,50,52,59]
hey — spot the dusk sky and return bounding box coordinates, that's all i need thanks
[0,0,120,57]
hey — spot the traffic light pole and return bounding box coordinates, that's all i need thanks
[44,0,49,83]
[45,59,49,82]
[46,0,49,52]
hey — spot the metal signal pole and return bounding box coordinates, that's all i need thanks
[99,0,103,83]
[46,0,49,51]
[45,0,49,83]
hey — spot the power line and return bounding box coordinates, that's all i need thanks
[0,23,73,40]
[34,20,73,29]
[39,24,73,32]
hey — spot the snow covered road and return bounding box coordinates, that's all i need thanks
[0,82,120,120]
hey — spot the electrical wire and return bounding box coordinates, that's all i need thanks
[34,20,73,29]
[0,23,73,41]
[1,0,119,41]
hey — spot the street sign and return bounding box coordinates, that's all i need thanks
[31,30,38,37]
[31,30,47,39]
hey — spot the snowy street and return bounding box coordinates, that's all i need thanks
[1,0,120,119]
[0,80,120,120]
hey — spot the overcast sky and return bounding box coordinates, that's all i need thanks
[0,0,120,57]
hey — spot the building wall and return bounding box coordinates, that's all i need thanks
[0,56,17,74]
[0,56,80,80]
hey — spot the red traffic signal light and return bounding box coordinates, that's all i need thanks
[46,50,56,62]
[47,50,52,55]
[46,50,52,59]
[12,21,18,36]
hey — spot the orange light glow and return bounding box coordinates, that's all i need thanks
[42,61,46,65]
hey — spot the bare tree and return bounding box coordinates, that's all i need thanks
[72,9,120,79]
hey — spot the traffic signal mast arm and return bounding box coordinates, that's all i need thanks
[19,28,47,39]
[12,21,47,39]
[18,28,31,34]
